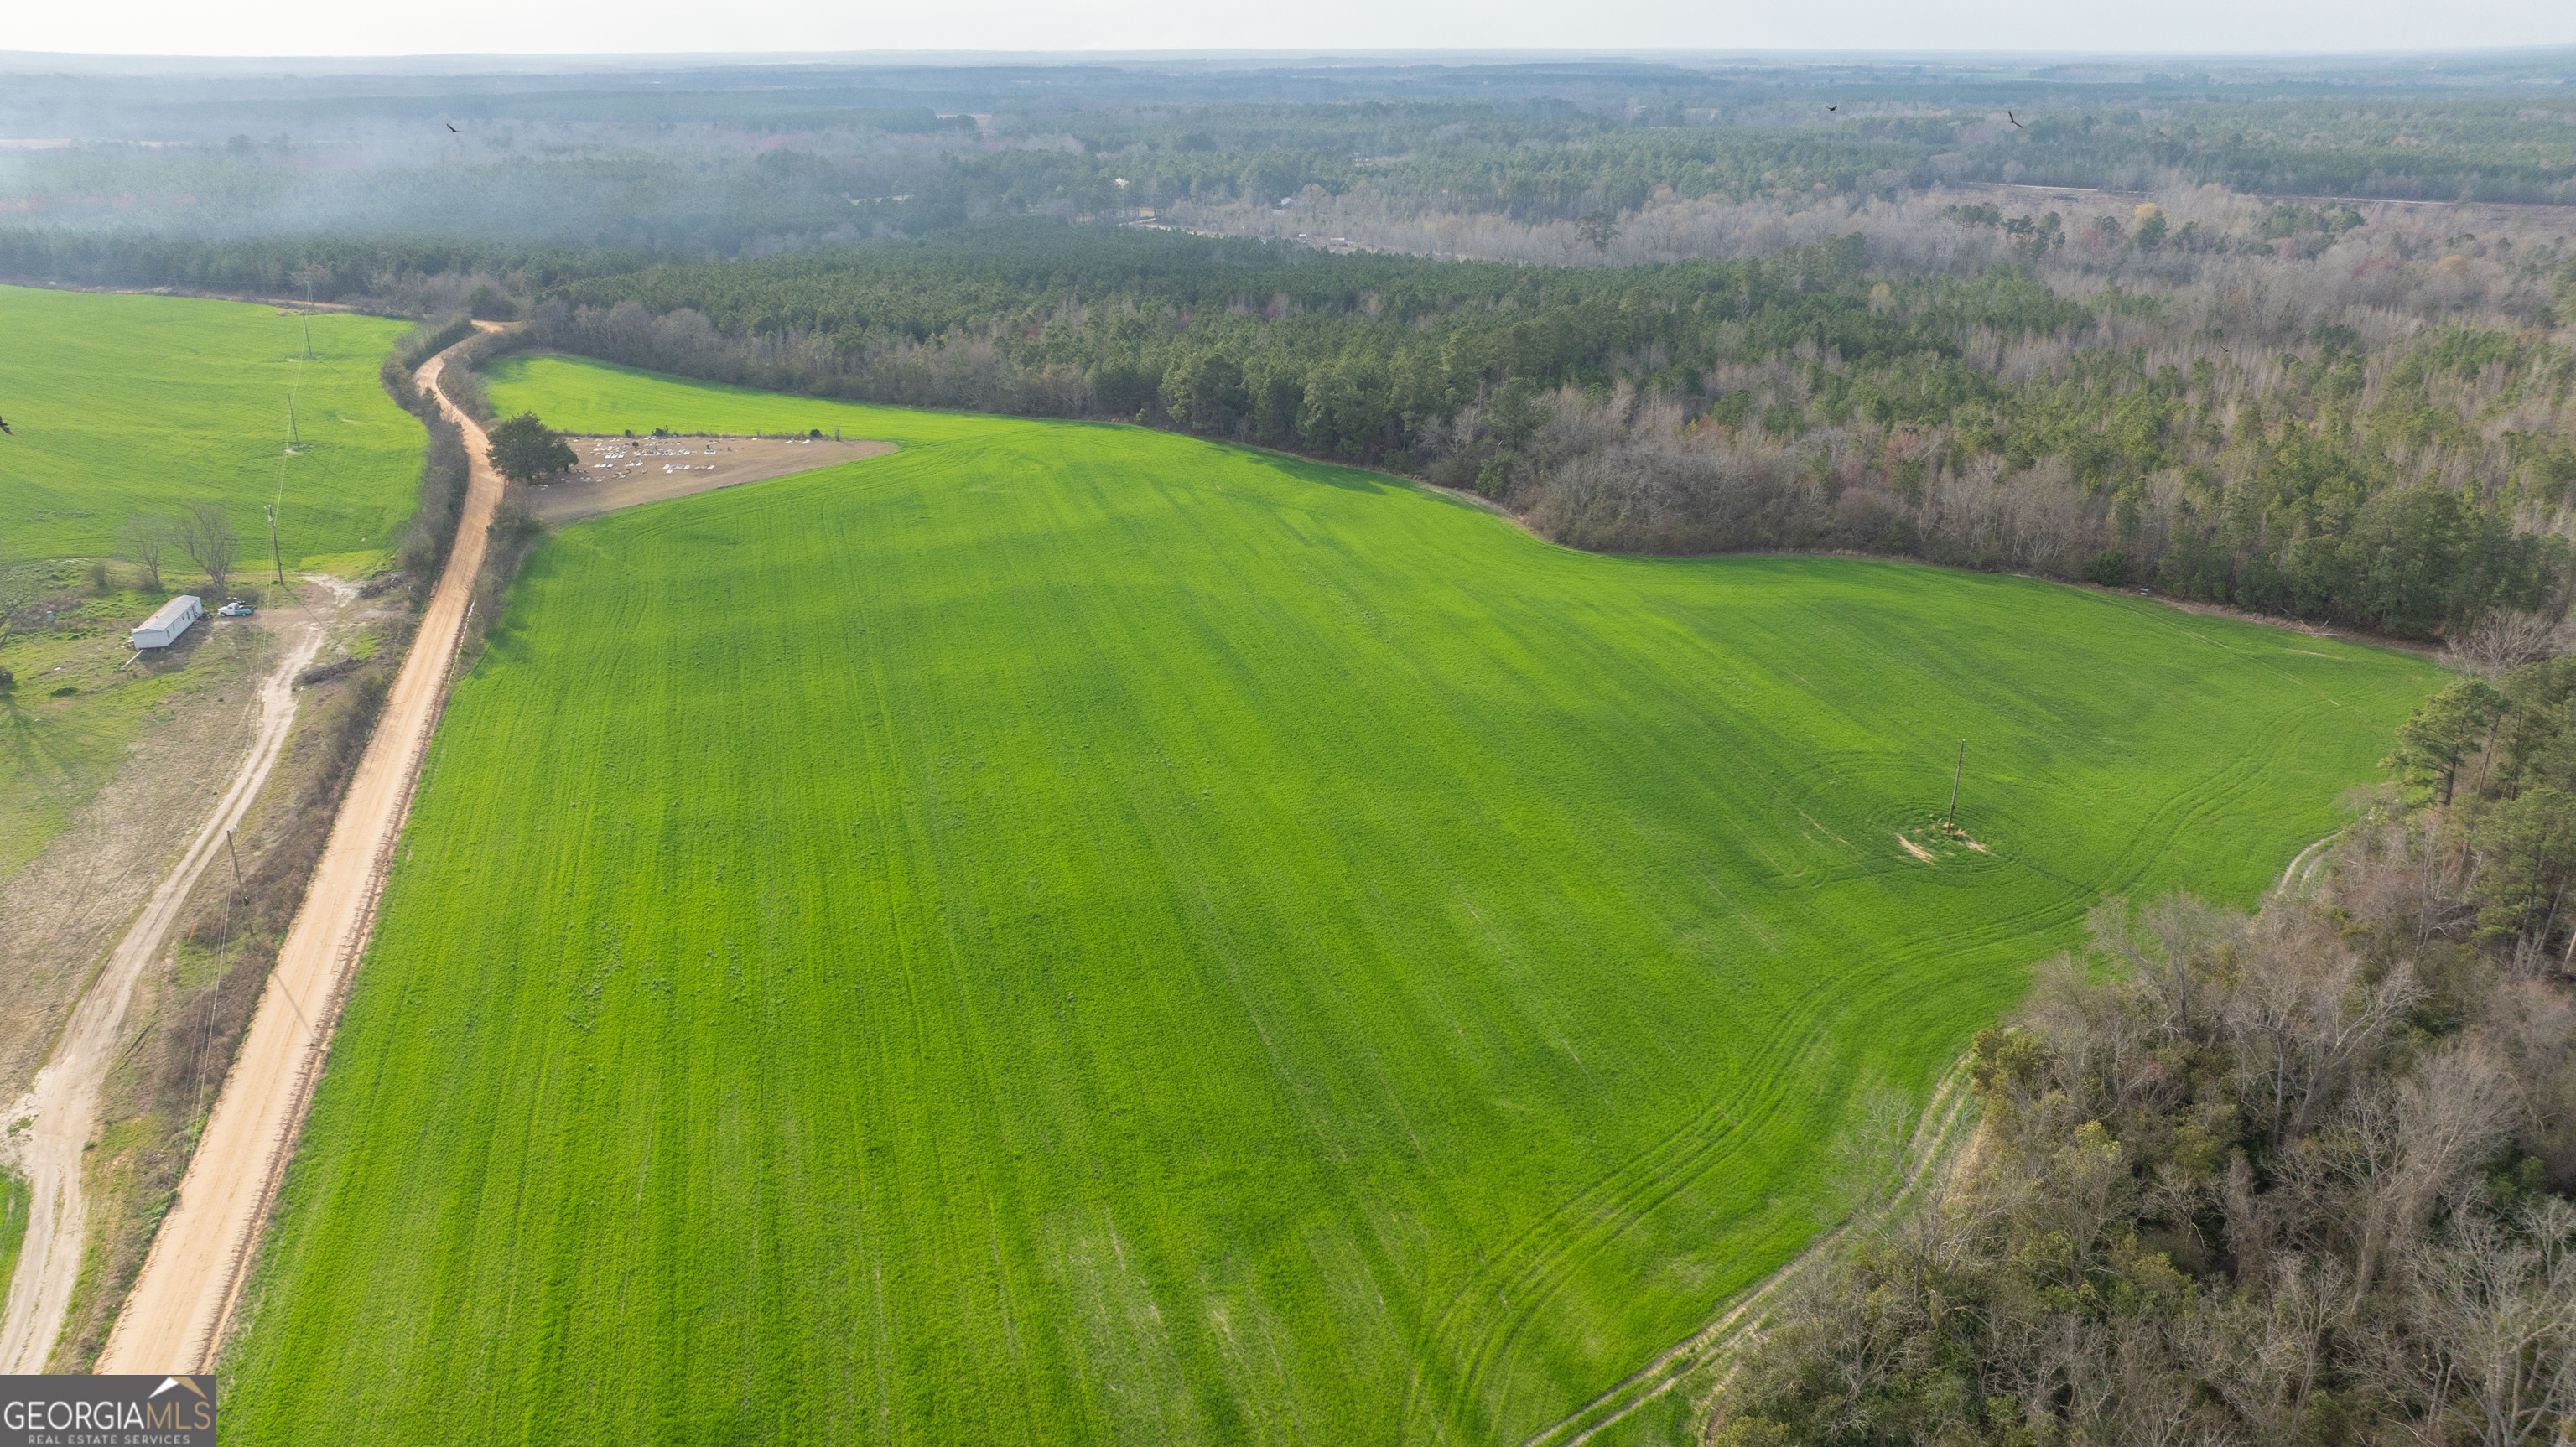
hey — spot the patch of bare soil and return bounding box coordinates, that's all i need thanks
[1897,833,1935,864]
[0,630,271,1101]
[527,434,896,522]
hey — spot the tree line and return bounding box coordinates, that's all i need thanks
[504,215,2573,640]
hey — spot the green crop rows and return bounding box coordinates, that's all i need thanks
[222,354,2443,1444]
[0,284,418,573]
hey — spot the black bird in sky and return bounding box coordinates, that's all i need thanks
[2007,111,2024,128]
[1826,105,1836,111]
[445,123,459,132]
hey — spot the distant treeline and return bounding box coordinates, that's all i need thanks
[6,189,2573,641]
[506,222,2575,638]
[2,80,2571,262]
[0,228,648,306]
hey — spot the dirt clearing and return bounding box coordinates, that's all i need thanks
[527,434,895,522]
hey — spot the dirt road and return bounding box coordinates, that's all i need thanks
[97,339,504,1373]
[0,604,332,1374]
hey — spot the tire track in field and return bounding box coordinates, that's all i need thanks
[1416,711,2283,1438]
[1405,864,1938,1434]
[98,331,506,1373]
[1400,965,1846,1439]
[1517,1057,1981,1447]
[2088,695,2330,898]
[1433,687,2348,1438]
[1446,1035,1833,1439]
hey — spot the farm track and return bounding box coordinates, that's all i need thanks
[96,335,504,1373]
[1416,984,1841,1438]
[1517,1056,1982,1447]
[0,604,333,1373]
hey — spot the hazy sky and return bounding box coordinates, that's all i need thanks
[11,0,2573,60]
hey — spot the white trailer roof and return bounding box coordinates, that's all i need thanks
[141,595,202,631]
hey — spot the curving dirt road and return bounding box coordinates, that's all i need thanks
[0,600,334,1373]
[97,339,504,1373]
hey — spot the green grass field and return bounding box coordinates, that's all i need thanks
[0,1170,26,1311]
[222,354,2444,1445]
[0,285,418,571]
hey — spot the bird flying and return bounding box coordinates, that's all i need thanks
[2007,111,2024,128]
[1826,105,1836,112]
[0,414,12,435]
[445,123,459,132]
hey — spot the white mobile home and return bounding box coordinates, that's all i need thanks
[131,595,204,650]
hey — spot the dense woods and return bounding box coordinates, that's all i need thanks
[486,196,2576,639]
[1707,660,2576,1445]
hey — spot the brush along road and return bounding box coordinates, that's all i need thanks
[97,336,503,1373]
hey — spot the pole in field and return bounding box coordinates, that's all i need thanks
[1946,739,1966,832]
[288,396,299,447]
[266,503,283,583]
[225,827,244,891]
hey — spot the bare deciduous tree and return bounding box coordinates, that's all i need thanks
[118,512,170,593]
[175,500,240,598]
[2448,609,2567,679]
[2407,1199,2576,1447]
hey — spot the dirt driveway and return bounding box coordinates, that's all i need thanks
[527,434,895,522]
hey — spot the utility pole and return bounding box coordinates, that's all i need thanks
[288,395,299,447]
[267,503,283,583]
[226,827,245,892]
[301,311,313,360]
[1946,739,1966,832]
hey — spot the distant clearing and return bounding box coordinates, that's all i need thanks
[222,354,2443,1445]
[527,432,895,522]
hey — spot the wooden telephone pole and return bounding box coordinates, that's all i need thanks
[1946,739,1966,832]
[266,503,283,583]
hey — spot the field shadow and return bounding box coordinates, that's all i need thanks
[1232,447,1392,495]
